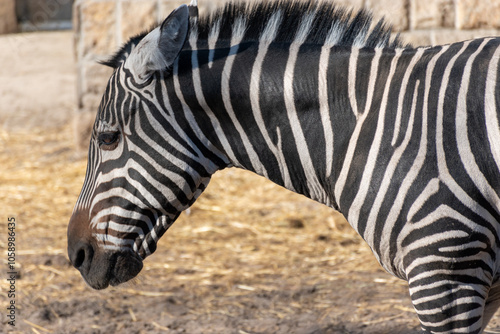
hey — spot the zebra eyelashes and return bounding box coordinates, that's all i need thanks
[97,131,120,151]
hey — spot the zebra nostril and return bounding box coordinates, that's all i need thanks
[70,242,94,271]
[74,248,86,269]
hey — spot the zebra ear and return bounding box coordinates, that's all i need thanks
[125,5,189,83]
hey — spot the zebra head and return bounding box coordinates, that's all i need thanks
[67,3,223,289]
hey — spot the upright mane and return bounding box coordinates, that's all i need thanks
[197,0,405,47]
[103,0,407,69]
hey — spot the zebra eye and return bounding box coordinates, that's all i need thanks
[98,132,120,150]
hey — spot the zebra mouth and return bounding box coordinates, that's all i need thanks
[81,249,143,290]
[108,250,144,287]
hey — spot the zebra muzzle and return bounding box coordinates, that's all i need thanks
[69,240,143,289]
[67,210,144,289]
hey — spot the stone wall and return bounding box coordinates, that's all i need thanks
[0,0,17,34]
[73,0,500,148]
[403,0,500,46]
[16,0,74,31]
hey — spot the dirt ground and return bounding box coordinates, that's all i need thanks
[1,31,500,334]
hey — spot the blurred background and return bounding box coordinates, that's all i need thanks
[1,0,500,333]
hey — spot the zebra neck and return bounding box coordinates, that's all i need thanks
[174,42,415,209]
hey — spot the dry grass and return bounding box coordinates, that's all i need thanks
[1,125,424,333]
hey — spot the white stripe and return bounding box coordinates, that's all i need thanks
[456,39,500,213]
[138,239,151,256]
[438,240,487,253]
[436,41,499,228]
[124,108,205,195]
[96,221,145,235]
[391,48,425,146]
[347,48,360,118]
[318,40,334,178]
[485,45,500,175]
[410,277,481,295]
[381,46,450,273]
[231,16,247,44]
[365,67,418,249]
[353,27,368,48]
[157,71,227,170]
[349,48,401,235]
[418,305,483,333]
[81,146,100,215]
[94,233,135,248]
[317,21,350,180]
[324,20,345,46]
[188,17,198,47]
[188,41,240,166]
[208,18,221,68]
[416,295,484,316]
[259,9,282,43]
[139,98,213,173]
[283,14,328,203]
[221,16,269,177]
[409,268,490,295]
[93,207,154,231]
[399,205,496,259]
[140,215,172,256]
[250,11,294,189]
[412,284,476,305]
[76,144,99,212]
[89,183,164,224]
[407,178,440,222]
[100,244,126,252]
[172,56,232,167]
[404,240,481,275]
[334,47,383,205]
[294,12,315,44]
[121,148,186,211]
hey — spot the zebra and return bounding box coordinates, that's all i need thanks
[67,0,500,332]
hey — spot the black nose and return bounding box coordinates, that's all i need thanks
[69,241,94,273]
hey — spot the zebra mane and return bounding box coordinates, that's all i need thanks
[102,0,407,69]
